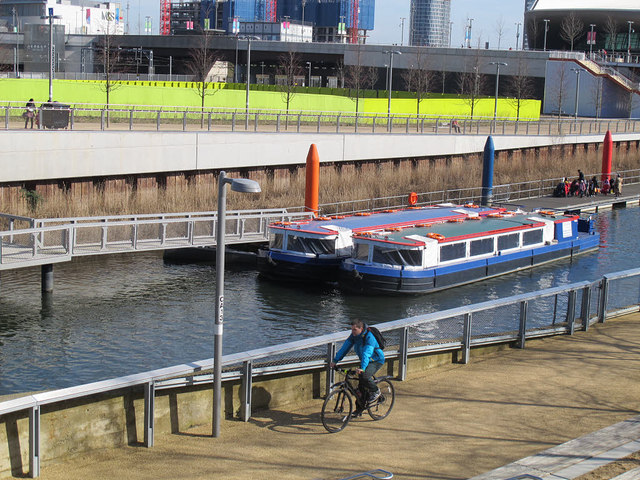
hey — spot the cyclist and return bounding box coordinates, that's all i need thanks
[330,319,385,417]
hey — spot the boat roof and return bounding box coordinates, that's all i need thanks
[354,213,576,246]
[270,205,504,236]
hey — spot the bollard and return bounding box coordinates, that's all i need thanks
[41,264,53,293]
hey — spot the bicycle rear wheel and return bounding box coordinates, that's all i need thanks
[321,388,353,433]
[367,379,395,420]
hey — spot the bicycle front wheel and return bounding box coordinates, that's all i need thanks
[321,388,353,433]
[368,379,395,420]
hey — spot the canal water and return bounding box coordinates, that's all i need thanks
[0,205,638,395]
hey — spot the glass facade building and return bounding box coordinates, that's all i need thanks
[409,0,451,47]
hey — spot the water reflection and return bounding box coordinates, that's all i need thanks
[0,207,638,395]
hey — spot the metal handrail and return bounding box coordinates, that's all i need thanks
[339,469,394,480]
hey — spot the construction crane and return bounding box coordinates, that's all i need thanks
[349,0,359,44]
[265,0,277,22]
[160,0,170,35]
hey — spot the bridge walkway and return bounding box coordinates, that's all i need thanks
[29,311,640,480]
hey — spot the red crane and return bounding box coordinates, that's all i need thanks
[160,0,171,35]
[349,0,359,44]
[265,0,277,22]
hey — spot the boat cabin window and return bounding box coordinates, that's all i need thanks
[522,229,543,246]
[497,233,520,251]
[470,237,494,257]
[372,246,422,266]
[440,242,467,262]
[354,243,370,261]
[269,233,284,250]
[287,235,335,255]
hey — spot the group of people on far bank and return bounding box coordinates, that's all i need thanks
[554,169,623,198]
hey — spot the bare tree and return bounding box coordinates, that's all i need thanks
[402,48,432,117]
[458,56,486,118]
[495,17,505,50]
[560,12,584,51]
[335,60,345,89]
[186,29,221,126]
[526,18,540,50]
[604,16,619,56]
[506,59,534,119]
[275,50,303,123]
[548,62,570,120]
[588,76,603,119]
[344,47,369,114]
[95,15,123,126]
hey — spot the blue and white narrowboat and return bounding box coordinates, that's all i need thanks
[338,210,600,295]
[257,204,504,282]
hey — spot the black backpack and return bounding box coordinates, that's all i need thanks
[367,326,386,350]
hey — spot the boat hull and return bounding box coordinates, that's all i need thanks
[257,249,340,283]
[338,236,600,295]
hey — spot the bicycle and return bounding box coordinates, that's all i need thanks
[321,368,395,433]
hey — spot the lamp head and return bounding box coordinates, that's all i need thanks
[229,178,261,193]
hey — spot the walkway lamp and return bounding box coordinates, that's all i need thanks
[627,21,634,63]
[306,61,312,87]
[383,50,401,132]
[589,24,596,58]
[570,68,582,120]
[543,19,550,51]
[515,22,521,50]
[240,35,259,129]
[213,172,261,438]
[41,8,61,102]
[489,62,507,120]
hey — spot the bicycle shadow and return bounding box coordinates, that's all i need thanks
[247,405,328,435]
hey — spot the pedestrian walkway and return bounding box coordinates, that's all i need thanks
[24,312,640,480]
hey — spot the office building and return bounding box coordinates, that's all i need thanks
[409,0,451,47]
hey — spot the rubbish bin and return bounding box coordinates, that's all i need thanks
[39,102,70,129]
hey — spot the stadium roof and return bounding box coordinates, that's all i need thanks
[531,0,639,11]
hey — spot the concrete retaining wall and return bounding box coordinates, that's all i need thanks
[0,343,510,478]
[3,131,640,184]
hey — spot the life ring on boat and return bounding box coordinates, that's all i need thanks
[383,209,398,213]
[467,216,482,220]
[280,222,292,225]
[407,206,422,210]
[415,223,432,228]
[408,192,418,206]
[387,227,402,232]
[464,203,479,208]
[427,232,445,240]
[331,215,346,220]
[487,213,503,218]
[316,216,331,221]
[539,210,556,216]
[448,218,465,223]
[355,212,372,216]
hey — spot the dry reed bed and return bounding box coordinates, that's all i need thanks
[1,143,638,221]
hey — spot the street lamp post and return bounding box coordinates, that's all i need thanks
[467,18,474,48]
[306,61,311,87]
[213,171,261,438]
[449,21,453,48]
[489,62,507,120]
[627,21,634,63]
[589,24,596,58]
[515,22,522,50]
[400,17,406,46]
[383,50,401,132]
[240,36,258,130]
[570,68,582,120]
[41,8,61,102]
[543,19,550,51]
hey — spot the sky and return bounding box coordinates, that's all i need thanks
[368,0,527,49]
[133,0,526,50]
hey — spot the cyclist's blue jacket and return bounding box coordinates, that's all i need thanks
[333,326,384,370]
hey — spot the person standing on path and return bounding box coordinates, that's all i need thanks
[24,98,36,129]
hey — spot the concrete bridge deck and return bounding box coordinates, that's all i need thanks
[21,311,640,480]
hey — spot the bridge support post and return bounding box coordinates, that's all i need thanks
[241,360,252,422]
[41,264,53,293]
[326,343,336,395]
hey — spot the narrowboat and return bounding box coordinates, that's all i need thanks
[257,204,504,282]
[338,210,600,295]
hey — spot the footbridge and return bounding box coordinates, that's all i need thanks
[0,208,312,281]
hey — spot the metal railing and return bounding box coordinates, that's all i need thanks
[0,208,313,270]
[1,267,639,477]
[3,102,640,135]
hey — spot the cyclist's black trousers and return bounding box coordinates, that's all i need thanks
[358,361,383,400]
